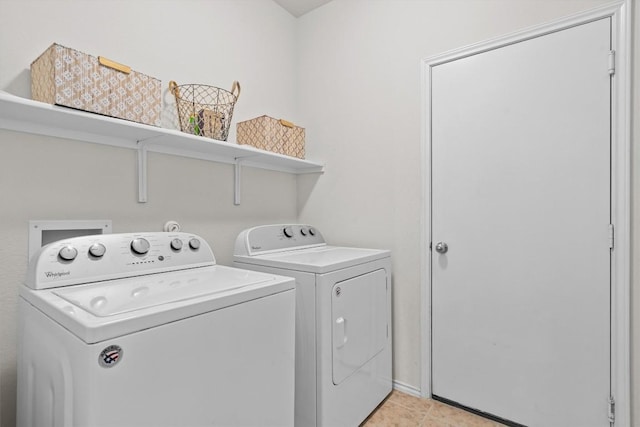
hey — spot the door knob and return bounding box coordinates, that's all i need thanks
[435,242,448,254]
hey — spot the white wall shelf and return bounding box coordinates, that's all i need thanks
[0,91,324,204]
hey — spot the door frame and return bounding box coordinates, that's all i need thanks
[419,1,632,425]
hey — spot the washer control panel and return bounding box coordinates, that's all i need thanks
[27,232,215,290]
[234,224,325,256]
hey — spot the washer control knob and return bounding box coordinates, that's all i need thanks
[189,238,201,250]
[88,243,106,258]
[131,238,150,255]
[283,226,294,238]
[308,227,316,236]
[300,227,308,236]
[58,245,78,261]
[170,238,183,251]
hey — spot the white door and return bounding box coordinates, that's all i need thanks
[431,18,611,427]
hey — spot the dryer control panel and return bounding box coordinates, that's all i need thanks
[234,224,325,256]
[26,232,215,290]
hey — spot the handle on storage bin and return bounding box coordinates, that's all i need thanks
[231,81,241,99]
[98,56,131,74]
[279,119,295,128]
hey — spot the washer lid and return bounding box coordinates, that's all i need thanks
[53,265,278,317]
[236,245,390,274]
[20,265,295,343]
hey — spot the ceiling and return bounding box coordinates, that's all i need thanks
[273,0,333,17]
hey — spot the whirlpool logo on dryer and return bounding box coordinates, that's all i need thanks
[44,271,71,279]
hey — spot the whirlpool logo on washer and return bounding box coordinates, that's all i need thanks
[44,271,70,279]
[99,345,123,368]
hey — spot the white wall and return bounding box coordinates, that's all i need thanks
[0,1,300,425]
[1,0,638,426]
[295,0,638,422]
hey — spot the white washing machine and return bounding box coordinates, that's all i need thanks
[18,232,296,427]
[233,224,392,427]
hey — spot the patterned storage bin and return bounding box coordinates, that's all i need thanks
[236,115,305,159]
[31,43,162,126]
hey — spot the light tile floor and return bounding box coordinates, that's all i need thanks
[361,390,507,427]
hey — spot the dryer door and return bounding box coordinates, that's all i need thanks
[331,268,388,385]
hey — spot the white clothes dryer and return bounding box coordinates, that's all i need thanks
[234,224,392,427]
[18,232,295,427]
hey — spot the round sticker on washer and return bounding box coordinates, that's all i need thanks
[99,345,123,368]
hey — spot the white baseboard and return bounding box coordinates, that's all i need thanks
[392,380,423,398]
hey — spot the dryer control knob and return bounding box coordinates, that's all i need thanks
[131,238,150,255]
[189,238,201,250]
[308,227,316,236]
[58,245,78,261]
[170,238,183,251]
[88,243,106,258]
[300,227,308,236]
[283,226,294,238]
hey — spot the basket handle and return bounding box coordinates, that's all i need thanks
[168,80,180,98]
[279,119,295,128]
[231,81,241,99]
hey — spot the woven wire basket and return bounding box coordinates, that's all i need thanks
[169,80,240,141]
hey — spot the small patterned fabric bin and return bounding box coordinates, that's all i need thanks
[236,115,305,159]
